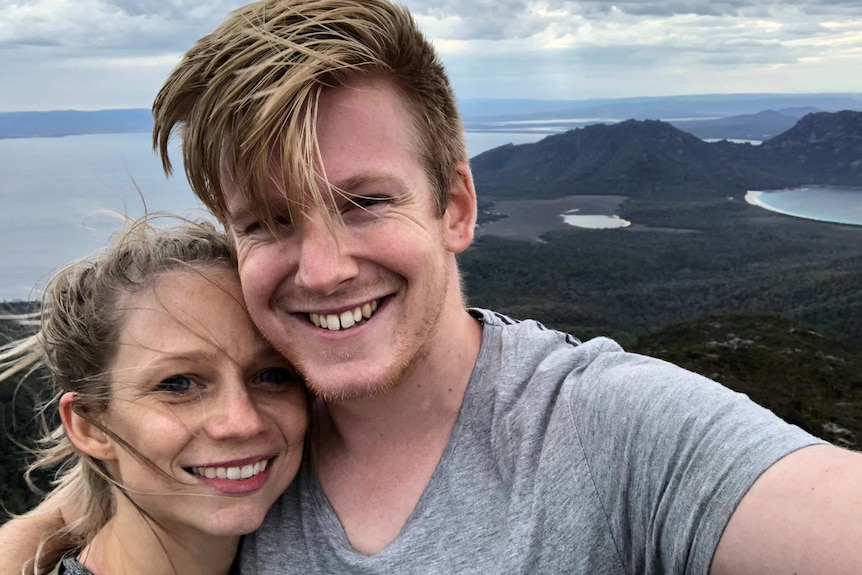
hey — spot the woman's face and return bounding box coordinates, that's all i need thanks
[101,267,307,539]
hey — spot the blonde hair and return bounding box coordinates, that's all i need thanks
[0,216,236,573]
[152,0,466,231]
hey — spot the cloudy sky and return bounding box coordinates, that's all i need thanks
[1,0,860,112]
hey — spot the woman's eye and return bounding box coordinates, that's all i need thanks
[256,367,300,386]
[156,375,195,395]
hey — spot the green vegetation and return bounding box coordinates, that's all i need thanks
[632,313,861,450]
[0,303,52,521]
[461,199,862,348]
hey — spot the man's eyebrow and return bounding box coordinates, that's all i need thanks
[226,205,254,220]
[329,173,404,195]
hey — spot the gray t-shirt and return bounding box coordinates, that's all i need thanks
[241,309,821,574]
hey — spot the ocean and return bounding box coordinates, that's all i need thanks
[0,131,545,301]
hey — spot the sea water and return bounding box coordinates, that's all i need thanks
[0,131,547,301]
[746,187,862,226]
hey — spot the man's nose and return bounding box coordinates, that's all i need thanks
[205,385,268,441]
[294,216,359,295]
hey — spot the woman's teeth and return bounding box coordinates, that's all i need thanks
[310,299,378,331]
[191,458,269,480]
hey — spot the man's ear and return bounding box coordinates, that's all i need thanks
[442,162,477,254]
[59,392,116,461]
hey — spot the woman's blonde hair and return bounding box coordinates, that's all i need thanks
[153,0,467,232]
[0,216,236,573]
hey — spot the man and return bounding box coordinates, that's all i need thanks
[3,1,861,573]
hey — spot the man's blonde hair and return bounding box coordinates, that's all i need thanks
[153,0,467,230]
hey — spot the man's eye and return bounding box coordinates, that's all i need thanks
[241,221,261,235]
[348,196,386,210]
[156,375,195,394]
[256,367,300,386]
[341,196,388,224]
[235,214,293,237]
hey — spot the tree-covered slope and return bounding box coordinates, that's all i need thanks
[632,312,862,450]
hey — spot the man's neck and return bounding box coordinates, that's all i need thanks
[311,306,483,554]
[318,306,483,454]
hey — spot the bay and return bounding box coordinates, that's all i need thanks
[745,187,862,226]
[0,130,544,301]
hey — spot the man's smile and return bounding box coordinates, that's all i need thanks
[309,298,380,331]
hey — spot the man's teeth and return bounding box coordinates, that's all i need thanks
[191,459,269,480]
[310,299,378,331]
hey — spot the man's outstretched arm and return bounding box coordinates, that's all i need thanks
[711,444,862,575]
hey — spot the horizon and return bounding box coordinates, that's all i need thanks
[2,90,861,116]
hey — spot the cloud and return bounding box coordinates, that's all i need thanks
[0,0,238,50]
[0,0,860,110]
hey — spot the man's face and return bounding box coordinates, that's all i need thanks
[224,78,465,401]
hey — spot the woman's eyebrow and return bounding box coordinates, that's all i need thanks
[135,351,217,373]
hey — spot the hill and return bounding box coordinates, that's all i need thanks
[470,110,862,201]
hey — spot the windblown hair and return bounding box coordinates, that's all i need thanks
[152,0,466,230]
[0,216,236,574]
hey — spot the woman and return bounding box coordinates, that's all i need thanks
[0,217,308,575]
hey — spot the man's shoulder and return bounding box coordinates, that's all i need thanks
[470,307,646,385]
[469,307,623,356]
[469,307,734,431]
[469,307,665,424]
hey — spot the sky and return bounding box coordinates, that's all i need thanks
[1,0,861,112]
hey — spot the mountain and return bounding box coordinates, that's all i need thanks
[759,110,862,184]
[470,110,862,200]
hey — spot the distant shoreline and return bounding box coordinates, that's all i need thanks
[0,129,151,140]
